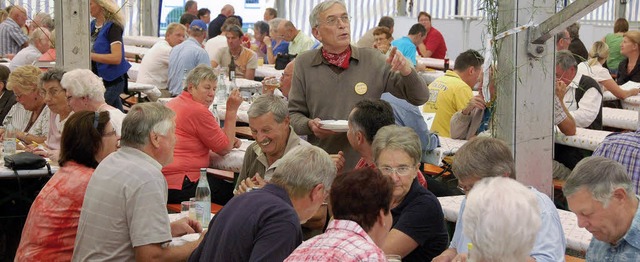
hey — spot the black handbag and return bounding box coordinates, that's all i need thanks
[275,53,297,70]
[5,152,48,170]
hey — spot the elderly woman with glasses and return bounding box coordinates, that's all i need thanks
[26,68,73,162]
[2,65,50,145]
[15,111,119,261]
[371,125,448,261]
[163,64,242,205]
[60,68,126,137]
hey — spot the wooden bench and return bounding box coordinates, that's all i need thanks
[565,254,585,262]
[554,179,565,190]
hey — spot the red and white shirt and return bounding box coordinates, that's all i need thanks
[285,219,387,261]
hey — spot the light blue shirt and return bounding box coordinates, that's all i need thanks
[586,197,640,262]
[381,93,439,163]
[391,36,417,66]
[450,187,566,261]
[167,37,210,96]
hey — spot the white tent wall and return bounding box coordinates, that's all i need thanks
[1,0,638,40]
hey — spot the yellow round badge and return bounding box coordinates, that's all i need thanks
[354,82,367,95]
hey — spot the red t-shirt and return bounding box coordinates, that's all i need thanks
[418,27,447,59]
[162,92,229,189]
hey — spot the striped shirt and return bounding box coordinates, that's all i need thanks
[0,18,28,55]
[3,103,50,137]
[285,219,387,261]
[593,130,640,194]
[72,147,171,261]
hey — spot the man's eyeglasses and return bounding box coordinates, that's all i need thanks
[320,15,350,27]
[379,166,414,176]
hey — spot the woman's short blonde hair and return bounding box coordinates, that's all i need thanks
[94,0,125,28]
[7,65,41,93]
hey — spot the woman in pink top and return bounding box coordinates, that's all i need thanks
[163,64,242,204]
[15,111,119,261]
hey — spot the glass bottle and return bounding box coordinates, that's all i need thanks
[194,168,211,228]
[3,116,17,156]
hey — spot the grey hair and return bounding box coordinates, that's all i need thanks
[254,20,269,35]
[28,27,49,45]
[309,0,347,28]
[269,145,336,198]
[563,156,634,206]
[372,125,421,166]
[567,23,580,39]
[120,102,176,148]
[33,12,54,29]
[60,69,106,102]
[268,18,285,34]
[38,67,65,89]
[452,137,516,180]
[247,94,288,123]
[183,64,217,91]
[556,30,568,43]
[463,177,540,262]
[556,50,577,70]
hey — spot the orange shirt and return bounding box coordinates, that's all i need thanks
[162,92,229,190]
[15,161,94,261]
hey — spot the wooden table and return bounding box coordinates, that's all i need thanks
[167,203,223,214]
[554,127,612,151]
[235,126,253,139]
[438,195,593,252]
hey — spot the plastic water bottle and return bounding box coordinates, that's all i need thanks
[194,168,211,228]
[3,116,17,155]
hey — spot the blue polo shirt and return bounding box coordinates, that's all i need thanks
[167,37,210,96]
[392,36,417,66]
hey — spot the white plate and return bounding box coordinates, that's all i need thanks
[319,120,349,132]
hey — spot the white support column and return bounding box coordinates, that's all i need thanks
[616,0,627,19]
[55,0,90,70]
[493,0,556,197]
[140,0,159,36]
[495,0,606,197]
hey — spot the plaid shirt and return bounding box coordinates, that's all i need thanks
[285,219,387,262]
[593,130,640,194]
[0,18,28,55]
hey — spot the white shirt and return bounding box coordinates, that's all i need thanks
[9,45,42,71]
[563,72,602,128]
[204,35,227,62]
[136,40,172,90]
[577,62,613,90]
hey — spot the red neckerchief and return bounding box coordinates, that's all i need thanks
[322,46,351,69]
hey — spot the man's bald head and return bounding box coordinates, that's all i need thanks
[221,4,235,17]
[9,6,27,27]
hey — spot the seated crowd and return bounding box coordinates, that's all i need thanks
[3,0,640,261]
